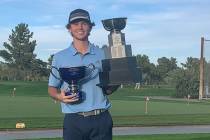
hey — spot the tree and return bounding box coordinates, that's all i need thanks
[136,54,153,84]
[205,61,210,88]
[0,23,36,70]
[30,59,49,81]
[157,57,177,83]
[136,54,151,73]
[150,63,161,85]
[0,23,49,80]
[175,57,200,98]
[181,57,200,75]
[48,54,54,67]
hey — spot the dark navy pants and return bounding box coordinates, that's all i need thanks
[63,110,113,140]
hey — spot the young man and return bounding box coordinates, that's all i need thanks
[48,9,114,140]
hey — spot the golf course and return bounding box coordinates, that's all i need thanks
[1,80,210,139]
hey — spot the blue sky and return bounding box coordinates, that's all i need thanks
[0,0,210,65]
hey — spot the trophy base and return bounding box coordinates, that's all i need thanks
[99,56,141,86]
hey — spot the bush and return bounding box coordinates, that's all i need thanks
[175,70,199,98]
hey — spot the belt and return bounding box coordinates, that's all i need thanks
[77,109,107,117]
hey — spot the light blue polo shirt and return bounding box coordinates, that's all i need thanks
[48,43,111,113]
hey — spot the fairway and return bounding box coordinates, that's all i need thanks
[1,81,210,129]
[111,100,210,116]
[18,133,210,140]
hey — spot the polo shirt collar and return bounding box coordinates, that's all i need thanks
[69,42,96,56]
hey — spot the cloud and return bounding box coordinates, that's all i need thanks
[42,48,63,51]
[115,0,210,5]
[89,28,108,46]
[130,12,184,24]
[34,15,55,23]
[0,27,11,47]
[31,25,69,44]
[118,4,210,64]
[0,0,19,5]
[109,4,122,11]
[1,0,210,64]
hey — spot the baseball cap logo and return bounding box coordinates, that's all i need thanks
[70,12,90,22]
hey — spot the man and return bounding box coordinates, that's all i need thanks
[48,9,116,140]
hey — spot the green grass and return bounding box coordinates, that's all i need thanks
[0,96,63,129]
[0,81,175,97]
[0,81,48,96]
[1,80,210,129]
[109,86,176,101]
[17,133,210,140]
[112,114,210,126]
[1,96,210,129]
[111,100,210,116]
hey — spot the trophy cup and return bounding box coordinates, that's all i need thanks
[51,64,95,103]
[99,17,141,89]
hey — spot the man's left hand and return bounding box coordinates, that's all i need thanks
[102,84,120,95]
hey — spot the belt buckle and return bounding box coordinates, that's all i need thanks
[82,112,85,116]
[94,109,100,115]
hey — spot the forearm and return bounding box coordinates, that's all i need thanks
[48,86,61,101]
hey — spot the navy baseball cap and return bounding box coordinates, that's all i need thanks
[66,9,95,29]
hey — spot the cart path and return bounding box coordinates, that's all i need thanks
[1,125,210,140]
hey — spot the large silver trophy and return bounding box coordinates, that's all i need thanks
[99,17,141,88]
[51,64,95,103]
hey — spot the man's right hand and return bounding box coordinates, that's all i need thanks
[58,91,79,103]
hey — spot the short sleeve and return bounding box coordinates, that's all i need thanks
[48,55,62,88]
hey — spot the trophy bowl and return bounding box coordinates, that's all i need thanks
[59,66,86,83]
[51,64,95,104]
[101,17,127,32]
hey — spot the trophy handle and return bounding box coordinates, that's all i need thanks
[50,66,62,80]
[87,63,96,72]
[79,63,96,83]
